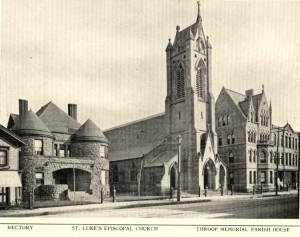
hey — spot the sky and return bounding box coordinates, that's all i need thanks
[0,0,300,131]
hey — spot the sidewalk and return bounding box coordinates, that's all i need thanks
[0,190,297,217]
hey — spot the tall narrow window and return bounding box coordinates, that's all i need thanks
[249,150,252,162]
[34,140,43,155]
[227,134,231,144]
[253,171,257,184]
[227,115,231,125]
[222,116,226,126]
[259,151,266,163]
[249,171,252,184]
[260,171,266,183]
[218,117,222,127]
[100,146,105,158]
[231,133,235,144]
[253,150,256,163]
[130,162,137,182]
[177,64,185,98]
[218,137,222,146]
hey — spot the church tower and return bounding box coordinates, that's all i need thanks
[164,2,218,193]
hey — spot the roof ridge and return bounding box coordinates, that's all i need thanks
[103,112,165,132]
[225,87,245,97]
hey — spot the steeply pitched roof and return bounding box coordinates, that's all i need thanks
[36,102,81,134]
[73,119,107,143]
[252,93,263,109]
[7,114,20,129]
[144,151,177,168]
[12,110,53,137]
[225,88,246,107]
[104,113,166,161]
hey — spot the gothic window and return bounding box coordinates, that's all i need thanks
[229,151,234,163]
[253,150,256,162]
[249,150,252,162]
[218,117,222,127]
[227,115,231,125]
[113,165,119,183]
[248,131,250,142]
[231,133,235,144]
[254,133,256,143]
[130,162,137,182]
[222,116,226,126]
[253,171,257,184]
[269,151,273,163]
[176,64,185,98]
[249,171,252,184]
[227,134,231,144]
[196,64,205,98]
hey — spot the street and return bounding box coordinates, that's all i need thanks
[41,194,298,219]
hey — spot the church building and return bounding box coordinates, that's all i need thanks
[104,3,227,195]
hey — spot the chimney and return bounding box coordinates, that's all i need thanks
[68,104,77,120]
[19,99,28,118]
[245,89,253,98]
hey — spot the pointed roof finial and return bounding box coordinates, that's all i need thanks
[196,1,202,23]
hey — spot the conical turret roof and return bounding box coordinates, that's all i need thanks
[73,119,107,143]
[12,110,53,138]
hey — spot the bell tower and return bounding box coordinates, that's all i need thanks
[164,2,217,193]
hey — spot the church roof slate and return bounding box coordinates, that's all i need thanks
[104,113,166,161]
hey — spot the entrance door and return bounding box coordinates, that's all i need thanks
[170,166,176,189]
[203,159,216,189]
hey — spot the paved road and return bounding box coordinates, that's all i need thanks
[42,194,298,218]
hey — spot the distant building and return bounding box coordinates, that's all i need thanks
[7,100,109,200]
[0,124,25,208]
[104,4,227,195]
[215,87,299,192]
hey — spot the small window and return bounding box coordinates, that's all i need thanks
[59,144,65,157]
[35,172,44,185]
[218,137,222,146]
[218,117,222,127]
[259,151,266,163]
[227,134,230,144]
[0,150,8,167]
[222,116,226,126]
[229,151,234,163]
[34,140,43,155]
[100,146,105,158]
[53,144,58,156]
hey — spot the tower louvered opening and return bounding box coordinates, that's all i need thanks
[176,64,185,98]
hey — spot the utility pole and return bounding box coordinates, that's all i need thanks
[73,163,76,204]
[275,126,285,195]
[177,135,182,202]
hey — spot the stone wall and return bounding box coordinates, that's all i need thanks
[21,136,53,156]
[71,142,105,158]
[20,155,109,198]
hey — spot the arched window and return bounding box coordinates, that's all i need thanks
[222,116,226,126]
[250,132,253,143]
[196,66,205,98]
[229,151,234,163]
[259,151,267,163]
[218,117,222,127]
[253,132,256,142]
[176,64,185,98]
[130,162,137,182]
[248,131,251,142]
[253,150,256,163]
[231,133,235,144]
[227,115,231,125]
[249,150,252,162]
[113,165,119,183]
[227,134,231,144]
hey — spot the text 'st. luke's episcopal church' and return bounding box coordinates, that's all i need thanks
[104,3,227,195]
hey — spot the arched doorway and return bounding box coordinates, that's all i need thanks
[53,168,91,192]
[203,159,216,189]
[219,165,226,187]
[170,165,176,189]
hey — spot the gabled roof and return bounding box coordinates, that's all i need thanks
[7,114,20,129]
[36,102,81,134]
[73,119,107,143]
[283,123,295,133]
[225,88,246,107]
[12,110,53,138]
[0,124,25,147]
[104,113,166,161]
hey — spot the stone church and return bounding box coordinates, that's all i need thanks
[104,4,227,195]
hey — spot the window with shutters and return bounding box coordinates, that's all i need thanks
[176,64,185,98]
